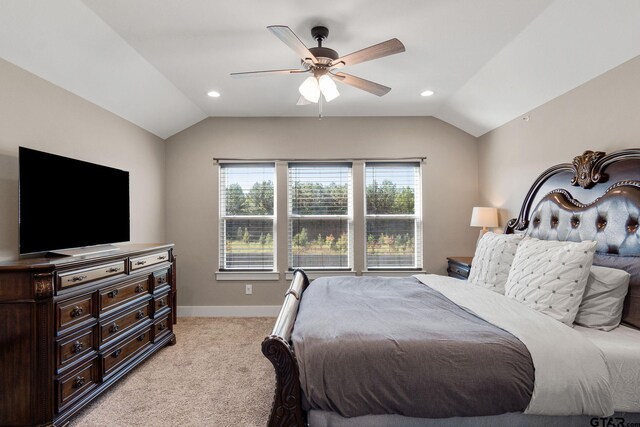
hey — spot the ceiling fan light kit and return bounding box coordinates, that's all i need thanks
[231,24,405,111]
[318,75,339,102]
[299,75,321,103]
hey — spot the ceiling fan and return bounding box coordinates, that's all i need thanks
[231,25,405,105]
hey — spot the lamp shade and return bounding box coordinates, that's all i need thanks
[470,207,499,228]
[299,76,320,103]
[318,75,340,102]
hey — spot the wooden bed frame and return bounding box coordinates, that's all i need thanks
[262,149,640,427]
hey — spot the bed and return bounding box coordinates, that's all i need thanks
[262,149,640,427]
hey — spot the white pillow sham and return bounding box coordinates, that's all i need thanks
[504,237,597,326]
[574,265,630,331]
[468,232,524,294]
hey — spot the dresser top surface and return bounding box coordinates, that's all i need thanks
[0,243,173,271]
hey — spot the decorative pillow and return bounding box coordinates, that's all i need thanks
[468,232,524,294]
[505,237,597,326]
[592,253,640,329]
[574,265,630,331]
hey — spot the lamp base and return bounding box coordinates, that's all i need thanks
[476,227,488,245]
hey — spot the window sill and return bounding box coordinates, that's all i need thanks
[285,270,357,280]
[215,271,280,281]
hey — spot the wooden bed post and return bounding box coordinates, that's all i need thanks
[262,269,309,427]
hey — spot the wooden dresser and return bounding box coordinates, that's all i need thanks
[0,243,177,427]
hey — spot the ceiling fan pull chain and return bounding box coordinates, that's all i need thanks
[318,95,323,120]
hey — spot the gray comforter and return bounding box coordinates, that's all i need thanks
[291,276,534,419]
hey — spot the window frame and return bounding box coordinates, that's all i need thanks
[363,161,423,271]
[218,162,277,272]
[287,162,354,271]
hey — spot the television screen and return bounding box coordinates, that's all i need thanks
[19,147,130,254]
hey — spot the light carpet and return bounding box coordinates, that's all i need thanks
[71,317,275,427]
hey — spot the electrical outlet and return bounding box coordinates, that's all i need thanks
[245,284,253,295]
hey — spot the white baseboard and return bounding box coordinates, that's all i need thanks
[177,305,280,317]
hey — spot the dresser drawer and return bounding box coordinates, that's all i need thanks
[56,358,98,412]
[56,328,96,373]
[152,269,171,293]
[152,315,171,343]
[99,301,151,347]
[99,277,149,315]
[56,294,95,334]
[101,326,152,378]
[130,251,170,271]
[153,290,171,315]
[58,261,126,290]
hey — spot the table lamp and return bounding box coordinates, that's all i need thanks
[470,207,499,241]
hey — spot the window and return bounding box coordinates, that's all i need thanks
[288,163,353,269]
[365,162,421,269]
[219,164,275,270]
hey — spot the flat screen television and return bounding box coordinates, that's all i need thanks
[19,147,130,255]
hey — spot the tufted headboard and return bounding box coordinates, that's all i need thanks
[505,149,640,328]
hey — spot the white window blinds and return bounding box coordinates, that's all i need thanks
[365,162,422,269]
[219,164,275,270]
[288,163,353,269]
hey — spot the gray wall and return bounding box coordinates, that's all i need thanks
[166,117,479,307]
[478,55,640,225]
[0,58,166,261]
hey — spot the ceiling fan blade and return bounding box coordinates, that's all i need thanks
[230,69,308,78]
[267,25,318,64]
[330,38,405,69]
[331,72,391,97]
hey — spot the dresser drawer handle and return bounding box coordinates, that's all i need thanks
[72,376,86,389]
[157,256,167,261]
[70,306,84,318]
[137,333,146,341]
[109,322,119,333]
[71,275,87,283]
[107,289,119,298]
[106,267,121,273]
[71,341,84,354]
[135,260,147,266]
[136,310,145,320]
[135,284,145,293]
[158,321,167,331]
[112,349,122,358]
[157,276,166,284]
[158,299,167,308]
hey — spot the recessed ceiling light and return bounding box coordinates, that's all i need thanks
[420,90,435,97]
[207,90,221,98]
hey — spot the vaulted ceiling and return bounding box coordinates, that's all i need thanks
[1,1,639,139]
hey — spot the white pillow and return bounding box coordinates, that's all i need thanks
[468,232,524,294]
[574,265,630,331]
[505,237,597,326]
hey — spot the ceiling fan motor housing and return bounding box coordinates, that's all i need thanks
[309,26,338,64]
[309,46,339,63]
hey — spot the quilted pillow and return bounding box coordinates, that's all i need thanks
[505,237,597,325]
[574,265,630,331]
[468,232,524,294]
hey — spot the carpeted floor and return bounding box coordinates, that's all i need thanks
[70,317,275,427]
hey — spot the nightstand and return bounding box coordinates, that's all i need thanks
[446,256,473,279]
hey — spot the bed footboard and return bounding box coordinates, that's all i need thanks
[262,269,310,427]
